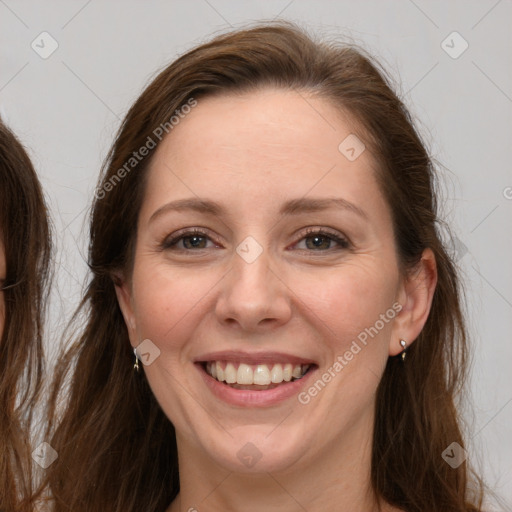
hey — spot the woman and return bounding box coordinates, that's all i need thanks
[0,120,52,512]
[45,22,485,511]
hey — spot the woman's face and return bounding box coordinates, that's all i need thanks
[117,88,430,473]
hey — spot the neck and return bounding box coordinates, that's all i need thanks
[168,408,388,512]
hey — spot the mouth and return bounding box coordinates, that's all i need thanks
[194,352,318,407]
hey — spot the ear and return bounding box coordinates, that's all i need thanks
[389,248,438,356]
[113,273,138,347]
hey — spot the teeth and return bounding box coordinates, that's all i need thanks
[205,361,310,386]
[216,361,224,382]
[225,362,237,384]
[237,363,253,384]
[253,365,271,385]
[270,364,283,383]
[283,363,292,382]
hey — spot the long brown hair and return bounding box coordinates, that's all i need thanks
[0,119,52,511]
[44,21,484,511]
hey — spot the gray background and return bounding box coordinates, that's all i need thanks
[1,0,511,508]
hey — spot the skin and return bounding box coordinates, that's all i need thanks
[116,88,437,512]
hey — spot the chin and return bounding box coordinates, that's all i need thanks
[198,423,309,473]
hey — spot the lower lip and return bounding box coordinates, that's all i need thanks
[196,363,317,407]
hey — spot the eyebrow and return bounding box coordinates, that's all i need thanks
[149,196,368,223]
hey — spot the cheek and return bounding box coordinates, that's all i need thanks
[131,261,220,353]
[288,261,399,352]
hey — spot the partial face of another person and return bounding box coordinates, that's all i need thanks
[0,238,5,336]
[117,88,434,473]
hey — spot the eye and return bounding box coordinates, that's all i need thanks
[161,229,218,251]
[293,228,350,252]
[160,227,351,253]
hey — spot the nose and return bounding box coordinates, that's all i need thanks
[215,243,292,333]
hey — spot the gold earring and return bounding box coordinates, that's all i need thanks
[133,347,140,372]
[400,339,407,361]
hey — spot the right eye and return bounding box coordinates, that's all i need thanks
[161,229,220,251]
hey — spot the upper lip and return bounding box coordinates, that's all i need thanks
[194,350,317,366]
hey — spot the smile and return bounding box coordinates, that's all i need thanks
[195,352,318,407]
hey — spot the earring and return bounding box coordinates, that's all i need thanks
[399,339,407,361]
[133,347,140,372]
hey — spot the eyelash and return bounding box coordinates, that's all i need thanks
[161,227,350,253]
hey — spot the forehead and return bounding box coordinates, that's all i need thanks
[159,88,363,165]
[140,88,387,222]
